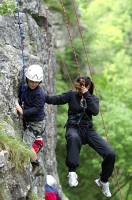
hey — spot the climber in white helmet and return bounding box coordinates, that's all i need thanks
[25,64,43,82]
[15,64,47,175]
[45,175,62,200]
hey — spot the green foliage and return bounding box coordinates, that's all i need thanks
[43,0,62,12]
[0,119,31,171]
[43,0,76,24]
[0,0,16,16]
[29,192,38,200]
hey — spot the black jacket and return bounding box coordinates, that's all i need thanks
[46,90,99,121]
[19,85,47,121]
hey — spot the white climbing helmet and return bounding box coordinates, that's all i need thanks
[25,64,43,82]
[46,175,55,186]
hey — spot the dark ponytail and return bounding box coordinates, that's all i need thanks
[76,76,94,95]
[88,80,94,95]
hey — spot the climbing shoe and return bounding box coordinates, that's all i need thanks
[31,160,40,175]
[94,178,112,197]
[68,172,78,187]
[32,165,41,175]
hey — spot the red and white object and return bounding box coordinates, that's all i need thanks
[32,136,44,154]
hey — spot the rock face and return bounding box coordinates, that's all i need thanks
[0,0,61,199]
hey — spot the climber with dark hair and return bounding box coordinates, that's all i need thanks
[15,64,46,175]
[45,75,115,197]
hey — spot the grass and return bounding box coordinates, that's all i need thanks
[29,192,38,200]
[0,0,16,16]
[0,119,31,172]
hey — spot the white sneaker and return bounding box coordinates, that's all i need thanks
[68,172,78,187]
[94,178,112,197]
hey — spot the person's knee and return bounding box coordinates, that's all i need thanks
[66,130,79,140]
[107,149,116,160]
[30,148,37,162]
[67,133,81,148]
[69,133,81,143]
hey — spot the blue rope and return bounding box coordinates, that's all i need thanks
[16,0,26,104]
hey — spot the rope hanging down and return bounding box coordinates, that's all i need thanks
[60,0,81,76]
[71,0,97,93]
[56,46,74,89]
[16,0,26,105]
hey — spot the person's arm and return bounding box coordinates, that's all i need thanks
[16,93,45,116]
[83,91,99,116]
[23,93,44,116]
[57,192,62,200]
[56,189,62,200]
[15,104,23,115]
[45,90,71,105]
[15,85,26,115]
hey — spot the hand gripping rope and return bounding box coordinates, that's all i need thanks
[80,78,87,109]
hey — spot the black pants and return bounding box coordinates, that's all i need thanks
[65,126,115,182]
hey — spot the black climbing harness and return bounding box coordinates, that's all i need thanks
[64,94,93,131]
[26,124,45,138]
[65,104,92,129]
